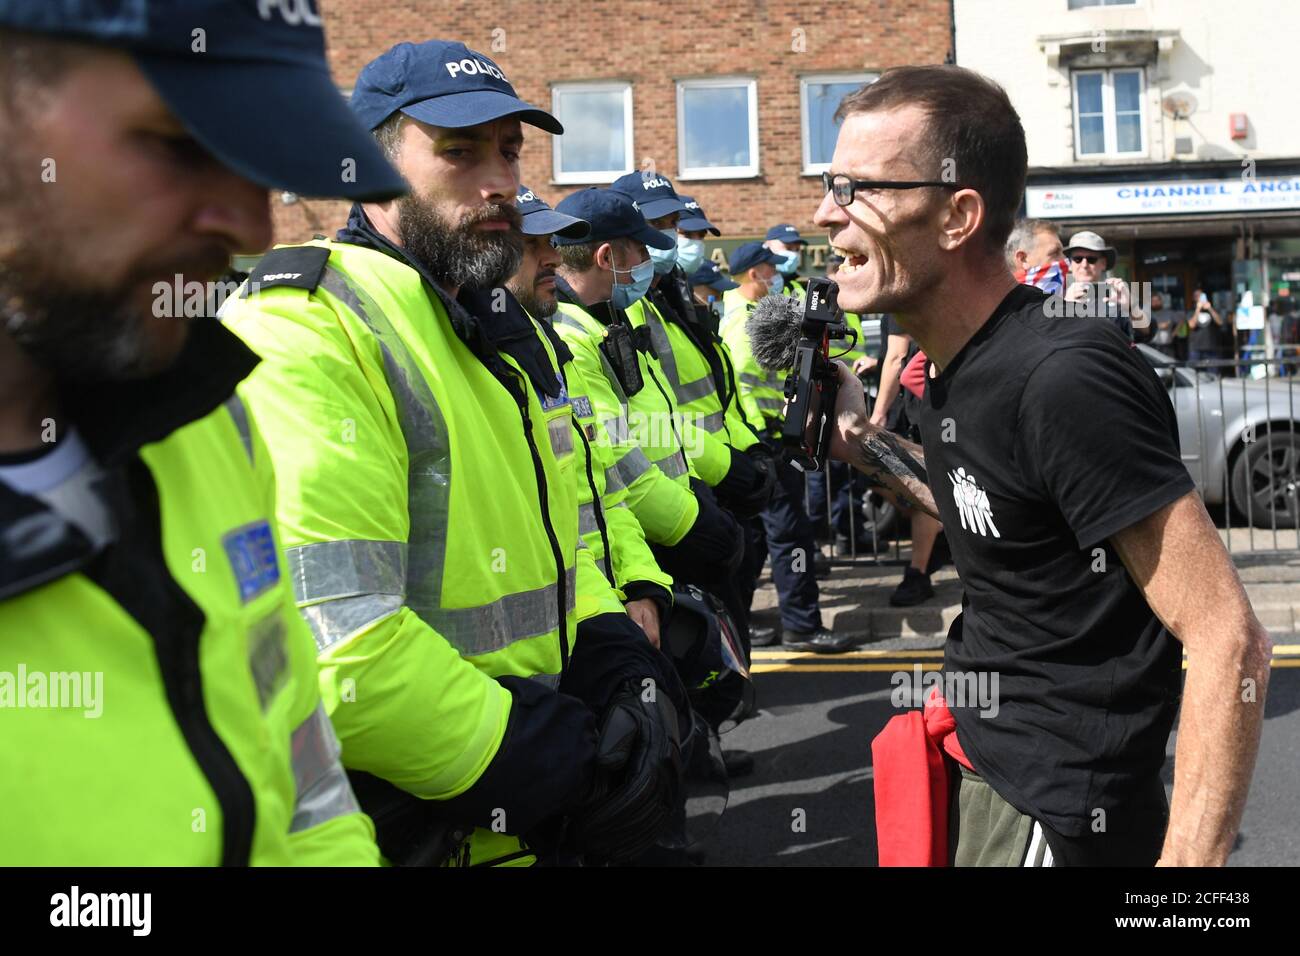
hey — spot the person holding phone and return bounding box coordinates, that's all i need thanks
[1062,231,1144,343]
[1187,288,1223,368]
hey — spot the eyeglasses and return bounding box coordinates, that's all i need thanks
[1070,254,1102,265]
[821,171,962,207]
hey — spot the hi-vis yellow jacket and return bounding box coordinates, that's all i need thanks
[224,238,627,866]
[538,316,673,598]
[553,299,700,548]
[0,321,377,865]
[721,288,787,433]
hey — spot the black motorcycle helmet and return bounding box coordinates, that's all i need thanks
[663,584,751,729]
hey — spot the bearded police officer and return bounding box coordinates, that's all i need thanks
[0,0,404,864]
[222,40,683,867]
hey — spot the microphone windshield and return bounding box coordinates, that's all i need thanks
[746,294,803,371]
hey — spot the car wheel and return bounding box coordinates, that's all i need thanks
[1230,430,1300,529]
[862,490,899,541]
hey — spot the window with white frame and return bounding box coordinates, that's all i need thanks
[800,73,877,174]
[676,78,758,179]
[1068,0,1136,8]
[1073,68,1145,158]
[551,82,633,184]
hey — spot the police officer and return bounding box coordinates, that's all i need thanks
[689,261,740,331]
[608,174,772,524]
[675,195,714,277]
[507,185,675,647]
[723,243,847,653]
[221,40,683,866]
[763,223,809,297]
[549,189,753,651]
[0,0,399,864]
[607,175,775,648]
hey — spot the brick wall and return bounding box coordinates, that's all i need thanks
[274,0,953,246]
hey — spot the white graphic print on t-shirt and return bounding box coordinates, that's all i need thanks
[948,467,1000,538]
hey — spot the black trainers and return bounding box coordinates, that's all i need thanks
[749,626,779,647]
[889,567,935,607]
[781,627,854,654]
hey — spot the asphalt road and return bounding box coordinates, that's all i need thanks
[700,647,1300,867]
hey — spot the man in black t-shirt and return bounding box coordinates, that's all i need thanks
[813,65,1272,866]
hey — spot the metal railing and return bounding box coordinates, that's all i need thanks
[804,460,911,566]
[1177,350,1300,555]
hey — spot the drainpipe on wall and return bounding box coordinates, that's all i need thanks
[946,0,957,64]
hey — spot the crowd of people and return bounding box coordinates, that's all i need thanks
[1006,217,1298,375]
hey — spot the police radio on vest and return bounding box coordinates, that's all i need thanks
[446,58,508,82]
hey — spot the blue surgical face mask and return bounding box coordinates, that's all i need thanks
[775,249,801,276]
[610,253,655,310]
[768,273,785,294]
[647,229,679,275]
[676,236,706,275]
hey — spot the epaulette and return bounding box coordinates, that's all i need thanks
[241,246,331,297]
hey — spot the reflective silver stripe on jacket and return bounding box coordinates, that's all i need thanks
[614,443,653,485]
[602,415,630,445]
[691,410,726,433]
[300,593,404,653]
[315,269,573,659]
[432,566,577,658]
[288,539,407,605]
[602,461,626,495]
[656,452,689,480]
[289,703,363,833]
[553,311,590,334]
[578,501,600,537]
[740,370,785,391]
[286,538,408,652]
[579,499,627,537]
[547,413,573,458]
[756,396,787,414]
[224,394,255,465]
[644,308,717,406]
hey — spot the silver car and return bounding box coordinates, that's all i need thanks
[1139,344,1300,528]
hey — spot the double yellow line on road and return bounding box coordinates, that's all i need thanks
[750,644,1300,675]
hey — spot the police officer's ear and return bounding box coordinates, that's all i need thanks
[593,240,615,272]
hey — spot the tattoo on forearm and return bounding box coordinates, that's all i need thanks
[853,428,938,518]
[860,471,888,491]
[863,430,928,486]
